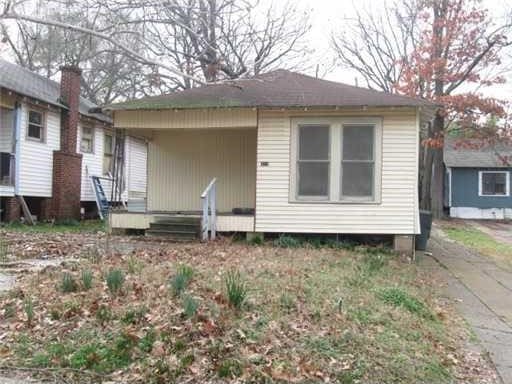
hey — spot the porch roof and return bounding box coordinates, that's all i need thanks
[105,69,437,112]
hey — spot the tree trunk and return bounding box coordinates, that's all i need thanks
[430,112,445,218]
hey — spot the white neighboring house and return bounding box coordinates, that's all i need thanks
[0,59,147,221]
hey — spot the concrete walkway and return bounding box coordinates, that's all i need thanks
[427,229,512,384]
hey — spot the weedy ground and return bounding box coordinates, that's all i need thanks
[0,229,496,383]
[438,220,512,270]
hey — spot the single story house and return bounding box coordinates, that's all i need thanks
[444,138,512,219]
[106,69,436,253]
[0,59,147,221]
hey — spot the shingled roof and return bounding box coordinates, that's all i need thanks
[0,59,110,123]
[444,138,512,168]
[106,69,436,111]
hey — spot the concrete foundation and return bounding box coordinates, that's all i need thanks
[393,235,415,257]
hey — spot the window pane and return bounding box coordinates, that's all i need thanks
[299,125,329,160]
[104,135,113,155]
[482,173,507,195]
[342,162,374,197]
[343,125,374,161]
[28,124,41,139]
[29,111,42,125]
[298,162,329,196]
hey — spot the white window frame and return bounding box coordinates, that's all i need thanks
[80,124,95,154]
[103,132,115,175]
[290,117,383,204]
[478,170,510,197]
[26,108,45,142]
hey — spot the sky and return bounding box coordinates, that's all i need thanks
[295,0,512,99]
[1,0,511,99]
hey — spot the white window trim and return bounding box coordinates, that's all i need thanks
[80,124,95,154]
[478,170,510,197]
[26,108,46,143]
[289,117,383,204]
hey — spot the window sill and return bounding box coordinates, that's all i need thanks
[289,199,381,205]
[479,194,510,197]
[26,137,45,143]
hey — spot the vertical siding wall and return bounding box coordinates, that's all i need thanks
[255,109,419,234]
[18,104,60,197]
[148,129,256,212]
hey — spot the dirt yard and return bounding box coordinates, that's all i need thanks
[0,224,498,383]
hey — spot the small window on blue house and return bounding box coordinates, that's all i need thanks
[479,171,509,196]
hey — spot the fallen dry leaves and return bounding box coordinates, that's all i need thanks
[0,230,500,383]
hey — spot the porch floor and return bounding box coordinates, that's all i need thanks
[109,210,255,233]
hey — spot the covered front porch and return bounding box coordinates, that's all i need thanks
[109,108,258,238]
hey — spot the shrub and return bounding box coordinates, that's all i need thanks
[55,218,80,226]
[273,235,301,248]
[170,264,194,296]
[127,254,144,274]
[377,287,434,320]
[224,270,248,309]
[60,272,78,293]
[106,269,125,294]
[182,294,199,318]
[81,269,93,290]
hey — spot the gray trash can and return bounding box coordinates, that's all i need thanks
[415,210,432,251]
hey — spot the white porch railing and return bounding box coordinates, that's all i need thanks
[201,178,217,241]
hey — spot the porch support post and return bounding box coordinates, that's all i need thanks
[201,195,208,241]
[211,183,216,240]
[393,235,415,258]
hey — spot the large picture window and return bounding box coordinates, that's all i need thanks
[479,171,509,196]
[291,118,382,203]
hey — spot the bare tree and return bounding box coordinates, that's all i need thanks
[1,0,312,103]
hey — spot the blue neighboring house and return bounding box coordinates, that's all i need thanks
[444,138,512,219]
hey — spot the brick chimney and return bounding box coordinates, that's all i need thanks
[46,65,83,221]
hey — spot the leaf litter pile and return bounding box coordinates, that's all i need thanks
[0,232,498,383]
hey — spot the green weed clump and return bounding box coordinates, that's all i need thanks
[106,269,125,294]
[170,264,194,296]
[273,235,301,248]
[377,287,434,320]
[60,273,78,293]
[225,270,248,309]
[217,358,243,378]
[24,297,34,325]
[0,238,8,262]
[81,269,93,290]
[122,306,148,325]
[182,294,199,318]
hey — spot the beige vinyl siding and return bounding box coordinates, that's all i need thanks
[17,104,60,197]
[255,109,419,234]
[147,129,256,212]
[114,108,257,130]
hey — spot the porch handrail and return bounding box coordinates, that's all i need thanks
[201,177,217,241]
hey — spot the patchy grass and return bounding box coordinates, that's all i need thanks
[441,223,512,269]
[0,237,491,383]
[1,220,105,234]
